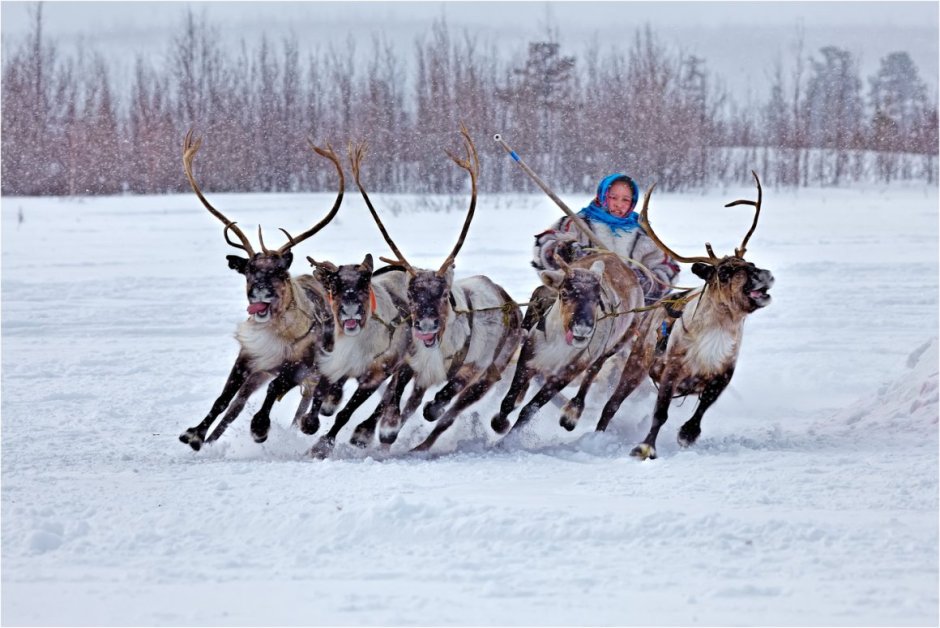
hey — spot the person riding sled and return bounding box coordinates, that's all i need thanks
[532,173,680,305]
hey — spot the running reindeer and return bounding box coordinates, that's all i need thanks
[299,247,411,457]
[594,172,774,460]
[177,130,344,451]
[348,128,524,453]
[490,250,644,436]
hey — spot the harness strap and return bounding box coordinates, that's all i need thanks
[445,289,473,380]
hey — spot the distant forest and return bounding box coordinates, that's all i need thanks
[2,5,937,196]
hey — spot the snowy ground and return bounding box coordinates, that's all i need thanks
[2,181,937,626]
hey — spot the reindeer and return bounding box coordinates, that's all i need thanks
[341,129,524,454]
[177,130,344,451]
[489,250,644,437]
[299,250,412,457]
[595,172,774,460]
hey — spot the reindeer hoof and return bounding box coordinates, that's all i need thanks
[299,413,320,435]
[410,441,431,454]
[560,401,584,432]
[559,413,579,432]
[179,428,203,451]
[677,425,701,448]
[630,444,657,460]
[423,402,444,422]
[378,428,399,446]
[309,437,335,459]
[349,428,372,449]
[250,414,270,443]
[491,414,510,434]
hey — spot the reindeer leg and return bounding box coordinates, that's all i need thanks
[249,364,301,443]
[179,357,251,451]
[631,370,679,460]
[377,365,414,446]
[560,333,631,431]
[511,363,584,434]
[401,381,427,421]
[298,376,334,435]
[491,339,536,434]
[310,373,387,457]
[346,367,398,448]
[320,377,348,417]
[596,349,649,432]
[291,384,314,431]
[205,371,269,444]
[413,360,507,452]
[678,369,733,448]
[422,366,474,422]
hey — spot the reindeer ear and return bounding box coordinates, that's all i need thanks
[691,262,715,281]
[281,250,294,269]
[589,260,606,279]
[361,253,374,274]
[226,255,249,275]
[307,256,338,273]
[540,269,565,289]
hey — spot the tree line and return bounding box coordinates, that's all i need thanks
[2,5,937,197]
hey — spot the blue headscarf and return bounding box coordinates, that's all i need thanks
[577,173,641,236]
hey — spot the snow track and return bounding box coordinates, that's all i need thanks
[2,187,937,625]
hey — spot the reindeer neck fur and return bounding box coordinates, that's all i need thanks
[236,276,322,372]
[319,275,408,382]
[668,287,746,375]
[407,285,471,389]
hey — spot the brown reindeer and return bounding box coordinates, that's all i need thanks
[299,252,412,456]
[490,251,644,436]
[177,130,344,451]
[595,172,775,460]
[346,129,524,454]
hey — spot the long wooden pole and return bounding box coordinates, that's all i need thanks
[493,134,609,252]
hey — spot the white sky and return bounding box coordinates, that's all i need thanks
[1,1,938,98]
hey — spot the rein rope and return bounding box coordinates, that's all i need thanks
[580,246,694,291]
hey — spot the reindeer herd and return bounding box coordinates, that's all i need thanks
[177,128,774,461]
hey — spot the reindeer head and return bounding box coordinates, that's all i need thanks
[182,129,343,324]
[690,259,773,313]
[541,257,607,348]
[308,254,376,336]
[350,126,478,349]
[405,266,456,348]
[639,171,774,315]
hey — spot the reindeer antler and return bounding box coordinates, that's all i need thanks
[222,223,253,255]
[438,124,479,275]
[725,170,762,258]
[350,142,416,275]
[183,128,255,256]
[274,140,345,255]
[638,183,719,265]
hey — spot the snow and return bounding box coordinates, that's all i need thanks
[2,181,938,625]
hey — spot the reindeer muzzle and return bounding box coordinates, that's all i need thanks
[566,323,594,347]
[413,320,440,348]
[748,270,774,309]
[247,300,273,321]
[339,303,364,335]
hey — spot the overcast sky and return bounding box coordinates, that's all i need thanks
[2,1,937,98]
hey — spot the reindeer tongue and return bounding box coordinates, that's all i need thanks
[565,329,575,345]
[344,319,359,330]
[248,302,269,315]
